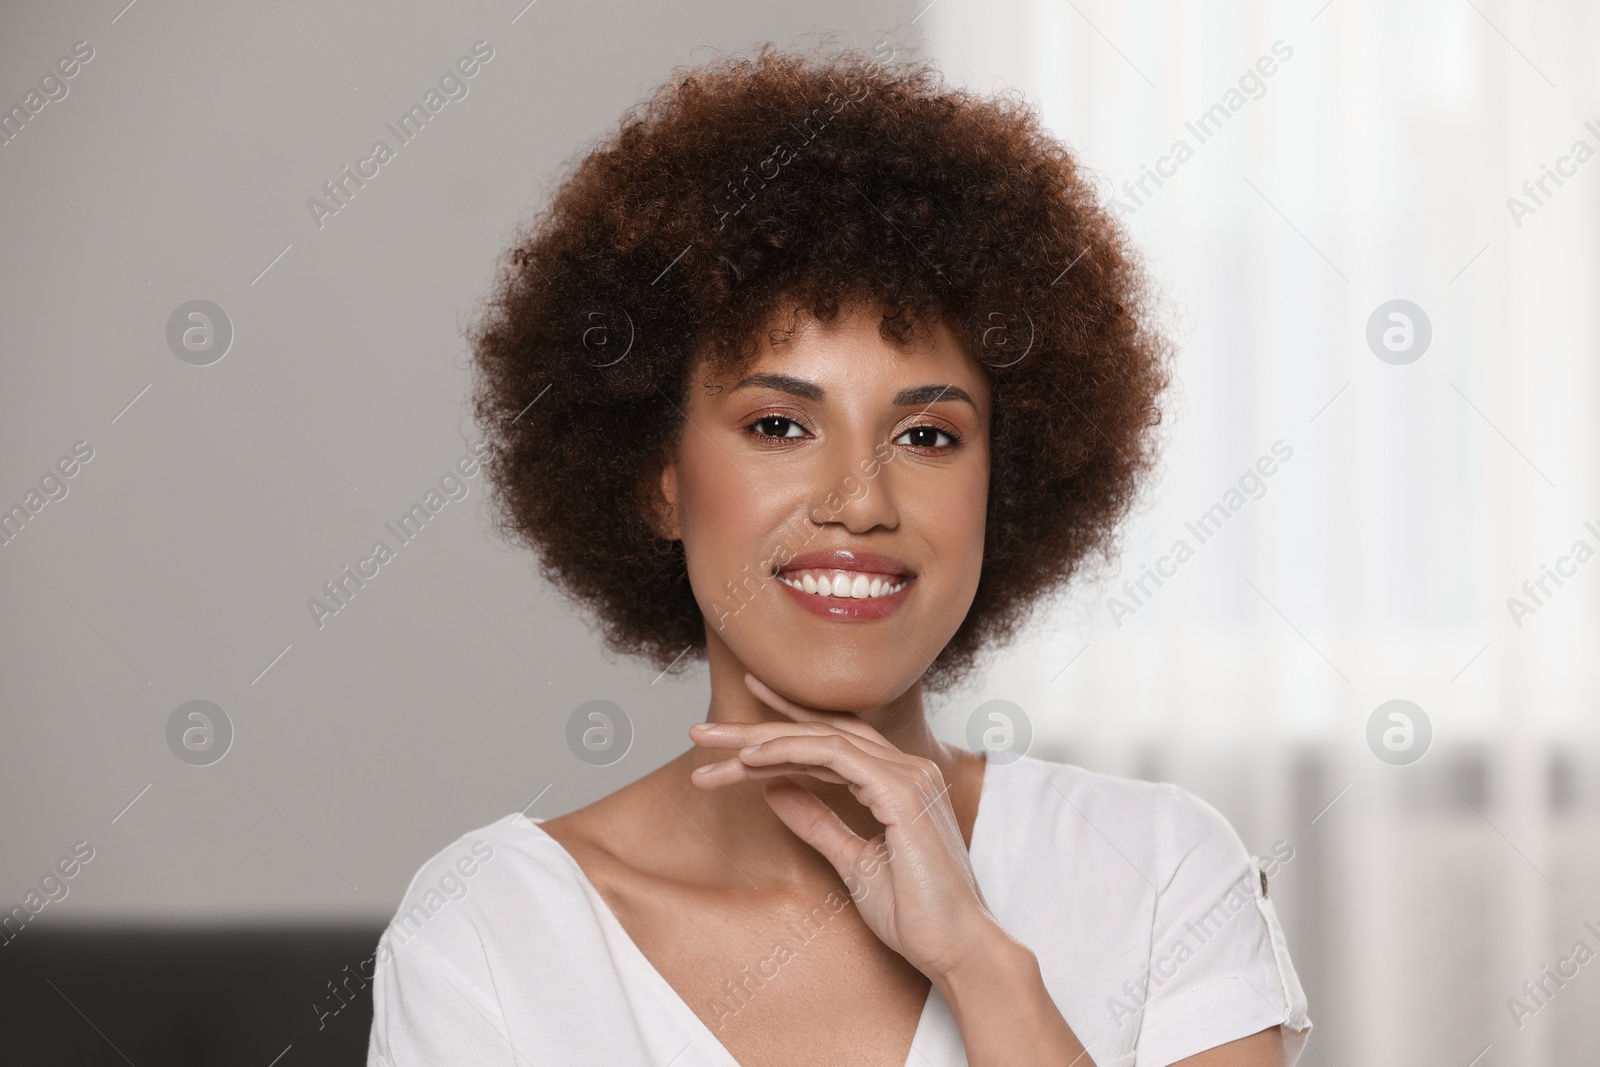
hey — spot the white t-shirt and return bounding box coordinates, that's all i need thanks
[367,751,1312,1066]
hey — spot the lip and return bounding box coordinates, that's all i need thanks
[772,548,916,623]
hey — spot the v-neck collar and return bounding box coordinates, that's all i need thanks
[518,751,1003,1067]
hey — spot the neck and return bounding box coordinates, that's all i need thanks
[672,634,967,879]
[704,666,945,756]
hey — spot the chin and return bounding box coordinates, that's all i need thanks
[746,655,921,715]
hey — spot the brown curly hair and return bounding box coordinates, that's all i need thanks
[468,40,1173,691]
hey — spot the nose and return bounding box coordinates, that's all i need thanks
[808,431,898,534]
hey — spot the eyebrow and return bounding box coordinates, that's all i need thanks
[732,372,979,412]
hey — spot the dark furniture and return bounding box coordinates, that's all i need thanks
[0,926,384,1066]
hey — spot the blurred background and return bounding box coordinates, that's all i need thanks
[2,0,1596,1064]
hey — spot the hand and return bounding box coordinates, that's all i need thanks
[688,672,1003,982]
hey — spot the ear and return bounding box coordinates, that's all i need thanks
[644,446,683,541]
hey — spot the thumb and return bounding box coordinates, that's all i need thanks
[762,777,868,879]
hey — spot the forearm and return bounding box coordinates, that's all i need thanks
[935,922,1097,1067]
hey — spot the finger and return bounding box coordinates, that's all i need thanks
[741,672,822,721]
[742,673,892,747]
[760,777,870,878]
[690,719,902,759]
[739,735,942,828]
[691,759,851,787]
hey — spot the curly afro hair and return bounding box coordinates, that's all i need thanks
[468,40,1174,692]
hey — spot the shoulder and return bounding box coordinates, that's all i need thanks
[1002,751,1173,810]
[997,757,1313,1064]
[376,812,582,959]
[368,814,640,1060]
[993,753,1250,891]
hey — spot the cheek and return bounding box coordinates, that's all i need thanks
[938,470,989,595]
[675,443,786,591]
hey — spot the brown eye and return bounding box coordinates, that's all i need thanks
[895,425,961,449]
[748,415,808,440]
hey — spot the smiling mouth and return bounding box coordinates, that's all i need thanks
[775,568,910,599]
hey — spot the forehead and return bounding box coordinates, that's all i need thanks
[720,304,991,409]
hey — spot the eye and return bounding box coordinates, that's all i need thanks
[894,424,962,450]
[746,414,810,441]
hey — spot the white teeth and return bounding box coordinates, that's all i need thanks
[777,568,908,599]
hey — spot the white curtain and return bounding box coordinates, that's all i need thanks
[926,1,1600,1063]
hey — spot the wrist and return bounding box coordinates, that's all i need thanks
[928,918,1091,1065]
[931,917,1039,1008]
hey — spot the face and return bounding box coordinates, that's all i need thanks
[655,301,992,713]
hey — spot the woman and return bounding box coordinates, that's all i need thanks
[368,42,1312,1067]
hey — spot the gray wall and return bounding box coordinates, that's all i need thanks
[1,0,916,924]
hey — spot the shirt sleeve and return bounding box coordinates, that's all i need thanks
[366,901,522,1066]
[1132,784,1313,1067]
